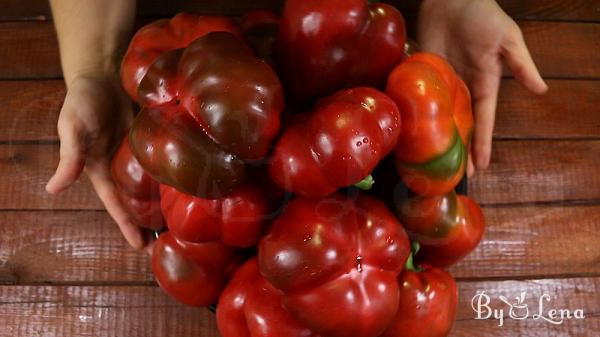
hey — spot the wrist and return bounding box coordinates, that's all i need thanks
[62,32,130,88]
[50,0,136,88]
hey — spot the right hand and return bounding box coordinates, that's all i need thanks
[45,74,149,251]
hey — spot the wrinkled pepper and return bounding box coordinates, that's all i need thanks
[217,258,321,337]
[382,245,458,337]
[152,232,243,306]
[269,87,401,197]
[278,0,406,104]
[396,191,485,267]
[386,53,473,196]
[120,18,283,198]
[159,182,270,248]
[110,135,164,230]
[258,194,410,337]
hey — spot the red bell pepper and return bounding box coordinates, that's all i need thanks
[277,0,406,104]
[258,194,410,337]
[120,13,240,102]
[152,232,243,306]
[386,53,473,196]
[217,258,321,337]
[381,246,458,337]
[159,182,270,248]
[122,19,283,198]
[110,135,164,230]
[240,10,279,64]
[269,87,401,197]
[396,191,485,267]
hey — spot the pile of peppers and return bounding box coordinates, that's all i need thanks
[110,2,485,336]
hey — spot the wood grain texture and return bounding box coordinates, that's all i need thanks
[449,205,600,279]
[1,0,599,21]
[521,21,600,79]
[0,144,103,210]
[0,285,220,337]
[0,80,63,142]
[0,278,597,337]
[2,79,598,143]
[0,21,599,79]
[455,277,600,319]
[1,205,598,284]
[0,22,61,79]
[495,79,600,139]
[0,211,151,284]
[469,140,600,205]
[453,277,600,337]
[497,0,600,21]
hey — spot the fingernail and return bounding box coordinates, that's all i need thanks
[45,180,57,194]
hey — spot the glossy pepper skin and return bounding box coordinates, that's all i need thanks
[127,30,284,198]
[120,13,240,102]
[396,191,485,267]
[277,0,406,105]
[381,264,458,337]
[151,232,243,306]
[386,53,473,196]
[269,87,401,197]
[258,194,410,337]
[159,183,270,248]
[110,135,164,230]
[217,258,321,337]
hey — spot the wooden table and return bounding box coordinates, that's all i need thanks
[0,1,599,336]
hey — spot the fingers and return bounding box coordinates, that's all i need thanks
[467,144,475,177]
[87,161,146,250]
[471,71,502,170]
[46,119,86,194]
[502,23,548,95]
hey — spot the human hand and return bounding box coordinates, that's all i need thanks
[417,0,548,176]
[45,74,149,251]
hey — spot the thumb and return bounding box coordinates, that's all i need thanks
[501,23,548,95]
[46,120,86,194]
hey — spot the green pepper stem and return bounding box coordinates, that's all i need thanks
[354,175,374,190]
[405,241,422,272]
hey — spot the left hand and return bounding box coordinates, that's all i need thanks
[417,0,548,176]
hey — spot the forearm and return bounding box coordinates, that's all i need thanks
[50,0,137,87]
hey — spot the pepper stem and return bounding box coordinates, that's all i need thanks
[405,241,422,272]
[354,175,374,190]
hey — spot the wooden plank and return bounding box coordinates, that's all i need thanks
[469,140,600,205]
[497,0,600,22]
[0,277,597,337]
[0,285,220,337]
[452,277,600,337]
[495,79,600,139]
[521,21,600,79]
[3,79,598,143]
[0,211,151,284]
[0,144,102,210]
[449,204,600,279]
[1,139,599,208]
[0,80,62,142]
[0,22,61,79]
[1,0,599,21]
[0,21,599,79]
[1,204,599,284]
